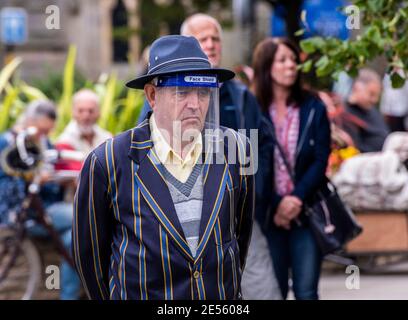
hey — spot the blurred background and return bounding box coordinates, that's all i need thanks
[1,0,408,300]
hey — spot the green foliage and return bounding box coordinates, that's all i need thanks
[0,47,144,136]
[0,57,45,131]
[299,0,408,88]
[55,45,77,137]
[31,69,88,103]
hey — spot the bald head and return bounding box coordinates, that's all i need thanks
[354,68,382,87]
[180,14,222,67]
[72,89,100,134]
[350,69,382,110]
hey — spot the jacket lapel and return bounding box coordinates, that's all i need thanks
[295,99,315,160]
[128,118,194,261]
[128,119,230,263]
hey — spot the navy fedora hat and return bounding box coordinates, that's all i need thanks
[126,35,235,89]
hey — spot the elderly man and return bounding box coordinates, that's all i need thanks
[343,69,389,153]
[136,14,278,300]
[138,14,261,133]
[73,35,255,300]
[57,89,112,157]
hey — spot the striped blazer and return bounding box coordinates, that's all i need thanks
[72,118,255,300]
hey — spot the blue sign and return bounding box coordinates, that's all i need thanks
[0,7,28,45]
[271,0,350,40]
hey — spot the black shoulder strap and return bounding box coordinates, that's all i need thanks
[264,121,296,184]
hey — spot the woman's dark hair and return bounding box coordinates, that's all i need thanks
[251,37,306,112]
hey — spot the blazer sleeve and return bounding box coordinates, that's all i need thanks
[72,151,113,300]
[236,136,255,269]
[292,103,331,201]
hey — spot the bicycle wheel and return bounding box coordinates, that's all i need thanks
[0,226,42,300]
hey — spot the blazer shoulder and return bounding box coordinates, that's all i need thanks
[220,126,250,147]
[91,129,132,163]
[220,126,253,173]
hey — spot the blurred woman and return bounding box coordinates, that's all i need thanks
[252,38,331,300]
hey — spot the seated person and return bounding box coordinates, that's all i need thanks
[343,68,390,153]
[0,100,81,300]
[55,89,112,202]
[56,89,112,158]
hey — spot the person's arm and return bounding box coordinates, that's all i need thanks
[235,136,255,269]
[255,116,283,227]
[72,151,113,300]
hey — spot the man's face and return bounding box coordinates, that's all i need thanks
[352,80,382,110]
[72,99,100,132]
[186,19,222,67]
[145,84,210,140]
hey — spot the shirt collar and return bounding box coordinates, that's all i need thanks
[149,114,203,167]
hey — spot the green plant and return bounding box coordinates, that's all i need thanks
[0,57,49,131]
[0,46,144,136]
[299,0,408,88]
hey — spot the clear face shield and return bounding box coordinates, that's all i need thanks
[153,73,220,158]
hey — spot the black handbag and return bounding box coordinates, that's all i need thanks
[269,123,363,255]
[304,181,363,255]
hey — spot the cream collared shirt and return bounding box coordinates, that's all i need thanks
[150,114,202,183]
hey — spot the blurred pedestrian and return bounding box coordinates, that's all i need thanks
[251,37,331,300]
[343,68,389,152]
[57,89,112,157]
[0,100,81,300]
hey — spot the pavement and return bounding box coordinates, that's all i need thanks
[285,260,408,300]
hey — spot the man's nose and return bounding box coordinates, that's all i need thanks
[185,91,200,108]
[202,38,214,49]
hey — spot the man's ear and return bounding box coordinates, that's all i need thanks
[144,84,156,110]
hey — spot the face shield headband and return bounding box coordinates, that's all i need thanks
[155,73,219,88]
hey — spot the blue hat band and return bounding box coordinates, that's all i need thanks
[156,74,219,88]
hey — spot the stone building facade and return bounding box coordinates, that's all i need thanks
[0,0,143,81]
[0,0,271,82]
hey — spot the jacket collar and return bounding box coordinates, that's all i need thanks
[128,116,153,164]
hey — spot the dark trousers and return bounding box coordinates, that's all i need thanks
[265,224,322,300]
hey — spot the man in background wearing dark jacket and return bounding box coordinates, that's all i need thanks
[344,68,389,152]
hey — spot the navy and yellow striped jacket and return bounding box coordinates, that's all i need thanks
[72,118,255,300]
